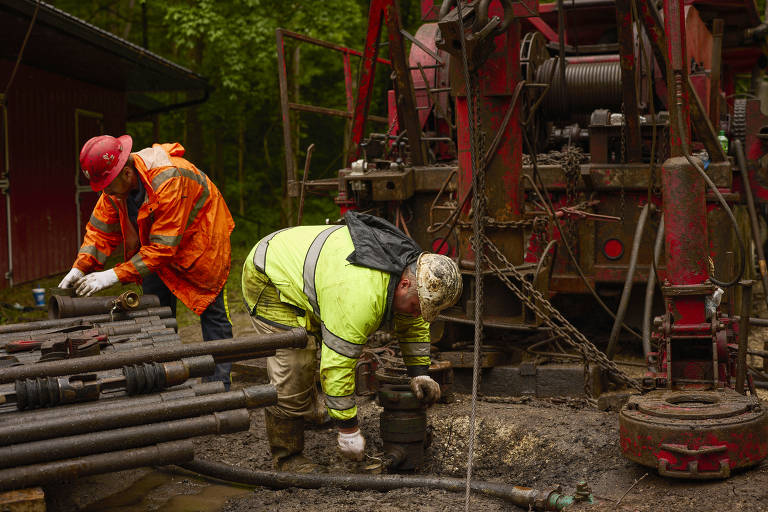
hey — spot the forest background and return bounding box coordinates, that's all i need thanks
[47,0,768,248]
[49,0,432,248]
[0,0,762,323]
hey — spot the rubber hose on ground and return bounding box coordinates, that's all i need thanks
[178,459,581,511]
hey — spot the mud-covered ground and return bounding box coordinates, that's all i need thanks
[46,389,768,512]
[42,300,768,512]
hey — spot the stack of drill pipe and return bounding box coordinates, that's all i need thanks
[0,306,175,336]
[0,328,305,491]
[0,355,218,411]
[0,330,308,490]
[0,325,181,366]
[0,384,278,491]
[47,294,161,319]
[0,328,308,384]
[0,315,178,347]
[0,381,226,422]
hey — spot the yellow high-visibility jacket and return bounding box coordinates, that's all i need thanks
[242,224,430,422]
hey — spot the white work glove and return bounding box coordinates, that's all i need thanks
[337,428,366,461]
[74,269,119,297]
[410,375,441,405]
[58,268,84,289]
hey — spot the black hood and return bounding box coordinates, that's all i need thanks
[344,211,422,275]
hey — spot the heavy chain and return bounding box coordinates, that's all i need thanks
[619,170,626,226]
[619,103,627,225]
[477,232,642,392]
[456,216,546,230]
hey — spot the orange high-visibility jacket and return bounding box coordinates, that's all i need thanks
[74,143,235,314]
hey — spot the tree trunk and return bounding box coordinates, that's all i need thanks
[213,132,224,184]
[185,37,205,165]
[238,118,245,217]
[122,0,136,39]
[141,1,148,49]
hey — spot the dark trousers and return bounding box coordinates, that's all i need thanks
[143,273,233,389]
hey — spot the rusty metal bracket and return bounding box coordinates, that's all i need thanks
[660,444,727,457]
[657,458,730,480]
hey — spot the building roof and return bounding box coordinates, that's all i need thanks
[0,0,207,92]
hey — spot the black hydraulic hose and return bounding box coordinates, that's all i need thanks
[606,203,650,360]
[643,217,665,360]
[534,239,558,281]
[178,459,581,511]
[734,138,768,310]
[674,82,745,288]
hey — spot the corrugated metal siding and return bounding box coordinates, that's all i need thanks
[0,60,125,286]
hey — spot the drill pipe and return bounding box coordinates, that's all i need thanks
[180,459,579,511]
[109,334,181,349]
[0,306,174,335]
[100,320,177,336]
[7,355,215,410]
[0,332,181,365]
[0,385,275,445]
[0,409,249,468]
[0,381,225,425]
[0,440,193,492]
[0,316,177,345]
[2,327,177,356]
[48,294,161,319]
[0,328,307,383]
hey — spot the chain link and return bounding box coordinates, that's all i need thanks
[477,232,642,392]
[457,216,546,230]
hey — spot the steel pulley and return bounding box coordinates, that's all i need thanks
[436,0,515,69]
[520,31,550,147]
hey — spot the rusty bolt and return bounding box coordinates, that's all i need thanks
[574,481,593,502]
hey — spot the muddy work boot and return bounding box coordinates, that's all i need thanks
[264,409,323,473]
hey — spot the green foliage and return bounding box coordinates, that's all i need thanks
[52,0,420,245]
[46,0,421,247]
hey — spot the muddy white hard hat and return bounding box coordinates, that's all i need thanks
[416,253,462,322]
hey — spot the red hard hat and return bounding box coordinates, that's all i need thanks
[79,134,133,192]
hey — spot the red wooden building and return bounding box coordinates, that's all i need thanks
[0,0,207,287]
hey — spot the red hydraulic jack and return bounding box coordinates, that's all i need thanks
[618,0,768,479]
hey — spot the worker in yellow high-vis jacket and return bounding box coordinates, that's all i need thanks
[242,212,462,471]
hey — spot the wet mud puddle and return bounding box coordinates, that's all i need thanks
[83,471,250,512]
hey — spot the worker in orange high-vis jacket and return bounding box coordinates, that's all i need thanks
[58,134,236,387]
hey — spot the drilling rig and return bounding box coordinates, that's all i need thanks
[278,0,768,479]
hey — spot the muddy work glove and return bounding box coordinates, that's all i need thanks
[58,268,84,289]
[75,269,119,297]
[410,375,441,405]
[337,427,366,461]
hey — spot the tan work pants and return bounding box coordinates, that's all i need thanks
[249,316,325,422]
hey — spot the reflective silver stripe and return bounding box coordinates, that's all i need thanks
[79,245,107,264]
[149,233,183,246]
[303,225,344,314]
[185,171,210,229]
[130,253,151,277]
[399,342,431,357]
[324,394,355,411]
[252,228,290,272]
[150,167,210,228]
[89,215,120,234]
[321,323,364,359]
[151,167,181,190]
[152,167,206,190]
[106,195,118,211]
